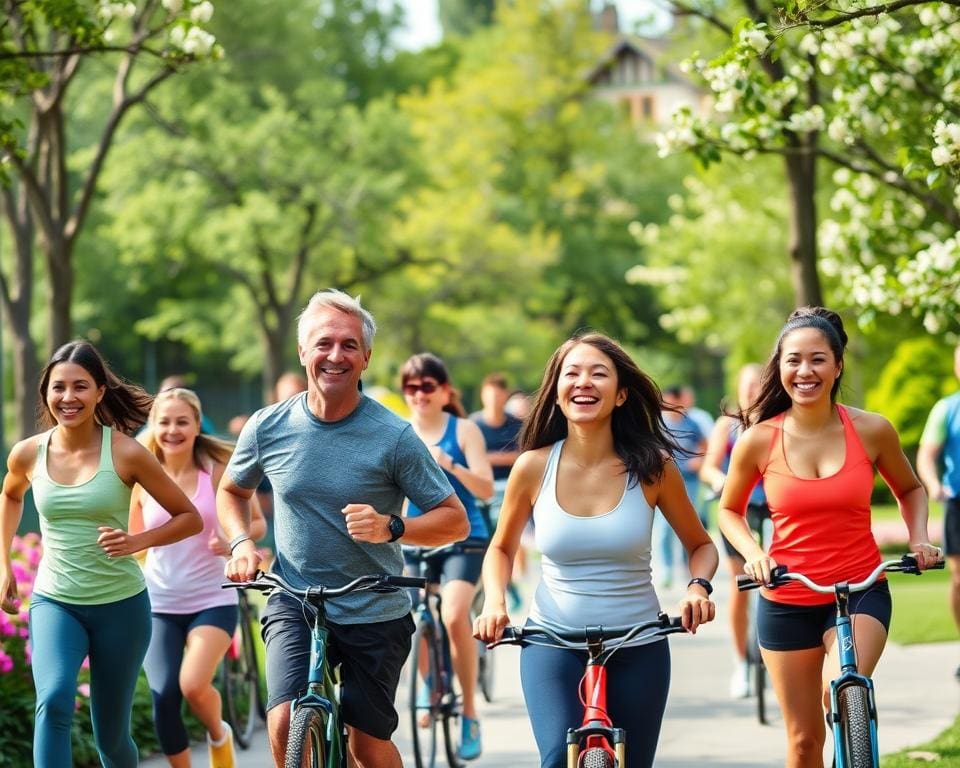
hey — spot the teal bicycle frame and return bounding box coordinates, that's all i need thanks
[738,554,943,768]
[225,571,425,768]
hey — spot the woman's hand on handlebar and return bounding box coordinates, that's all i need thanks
[910,541,943,571]
[472,599,510,643]
[743,553,779,586]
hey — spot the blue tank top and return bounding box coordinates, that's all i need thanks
[407,414,488,540]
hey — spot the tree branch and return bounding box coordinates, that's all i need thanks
[793,0,960,28]
[667,0,734,36]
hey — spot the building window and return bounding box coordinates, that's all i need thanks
[641,96,655,121]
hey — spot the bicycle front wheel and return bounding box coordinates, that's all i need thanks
[581,747,614,768]
[837,684,876,768]
[410,620,441,768]
[222,593,261,749]
[285,705,328,768]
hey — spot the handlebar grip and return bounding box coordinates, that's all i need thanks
[736,575,761,591]
[382,575,427,589]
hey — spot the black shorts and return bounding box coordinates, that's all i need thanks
[721,503,771,558]
[403,539,487,586]
[261,594,415,739]
[757,581,891,652]
[943,497,960,556]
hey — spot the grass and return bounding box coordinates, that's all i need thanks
[883,716,960,767]
[887,566,953,644]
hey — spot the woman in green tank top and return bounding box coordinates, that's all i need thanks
[0,341,202,768]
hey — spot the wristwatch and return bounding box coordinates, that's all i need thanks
[387,514,405,543]
[687,577,713,596]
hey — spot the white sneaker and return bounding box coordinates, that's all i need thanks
[729,660,751,699]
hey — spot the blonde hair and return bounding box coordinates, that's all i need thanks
[140,388,234,468]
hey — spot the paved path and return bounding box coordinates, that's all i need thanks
[141,564,960,766]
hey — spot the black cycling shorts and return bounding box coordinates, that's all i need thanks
[261,594,414,739]
[757,581,891,652]
[721,503,771,558]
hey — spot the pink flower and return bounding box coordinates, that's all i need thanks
[81,655,90,671]
[77,683,90,698]
[19,627,29,638]
[0,651,13,674]
[0,615,14,637]
[24,641,31,665]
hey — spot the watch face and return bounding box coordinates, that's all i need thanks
[389,515,405,540]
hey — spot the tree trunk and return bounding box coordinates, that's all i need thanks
[783,150,823,308]
[261,324,290,405]
[10,320,41,439]
[45,237,73,353]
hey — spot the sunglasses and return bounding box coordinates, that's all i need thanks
[403,381,439,396]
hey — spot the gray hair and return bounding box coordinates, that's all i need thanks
[297,289,377,349]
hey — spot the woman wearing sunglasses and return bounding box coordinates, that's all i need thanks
[401,353,494,761]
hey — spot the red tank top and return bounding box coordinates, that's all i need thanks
[762,405,882,606]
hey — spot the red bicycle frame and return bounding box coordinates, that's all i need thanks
[566,636,625,767]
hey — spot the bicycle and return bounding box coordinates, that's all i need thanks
[737,554,944,768]
[405,541,488,768]
[471,587,495,704]
[745,512,774,725]
[220,589,267,749]
[224,571,425,768]
[488,612,686,768]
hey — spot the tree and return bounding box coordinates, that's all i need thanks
[439,0,495,37]
[658,1,960,332]
[0,0,218,439]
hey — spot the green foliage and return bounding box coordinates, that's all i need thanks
[864,336,957,451]
[888,568,953,645]
[631,156,795,369]
[439,0,495,37]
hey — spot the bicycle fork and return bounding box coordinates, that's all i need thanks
[828,588,879,768]
[567,655,624,768]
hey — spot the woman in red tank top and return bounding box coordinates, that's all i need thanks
[717,307,940,768]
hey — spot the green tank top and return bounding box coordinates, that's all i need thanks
[32,426,145,604]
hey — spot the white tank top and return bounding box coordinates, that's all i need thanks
[529,440,661,645]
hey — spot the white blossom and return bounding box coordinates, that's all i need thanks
[190,1,214,24]
[161,0,183,12]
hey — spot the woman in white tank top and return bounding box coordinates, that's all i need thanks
[474,333,719,768]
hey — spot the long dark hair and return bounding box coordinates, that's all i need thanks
[741,306,848,427]
[38,341,153,435]
[521,332,685,486]
[400,353,465,417]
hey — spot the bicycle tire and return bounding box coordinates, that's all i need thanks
[222,593,261,749]
[755,657,767,726]
[441,703,463,768]
[410,621,441,768]
[477,639,495,703]
[581,747,614,768]
[837,684,876,768]
[285,704,328,768]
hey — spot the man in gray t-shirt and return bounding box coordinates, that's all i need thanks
[219,289,467,768]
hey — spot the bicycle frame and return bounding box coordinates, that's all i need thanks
[828,585,878,768]
[737,554,943,768]
[292,610,343,768]
[490,613,684,768]
[568,632,626,767]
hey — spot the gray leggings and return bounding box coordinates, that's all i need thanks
[29,590,151,768]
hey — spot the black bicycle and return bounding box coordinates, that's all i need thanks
[405,542,488,768]
[220,589,266,749]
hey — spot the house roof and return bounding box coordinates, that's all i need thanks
[587,34,703,91]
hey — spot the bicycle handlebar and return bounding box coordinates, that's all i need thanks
[222,572,427,602]
[736,554,944,594]
[403,541,488,560]
[487,612,685,650]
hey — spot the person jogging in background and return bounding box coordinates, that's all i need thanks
[474,332,717,768]
[131,388,267,768]
[700,363,769,698]
[403,353,494,760]
[470,372,524,609]
[917,342,960,678]
[219,289,467,768]
[0,340,202,768]
[719,307,941,768]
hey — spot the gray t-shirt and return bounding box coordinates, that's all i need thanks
[228,393,453,623]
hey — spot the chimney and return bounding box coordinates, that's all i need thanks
[596,2,620,35]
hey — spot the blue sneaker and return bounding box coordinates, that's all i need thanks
[416,675,433,709]
[459,716,482,760]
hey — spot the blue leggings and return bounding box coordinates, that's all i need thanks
[520,639,670,768]
[29,590,152,768]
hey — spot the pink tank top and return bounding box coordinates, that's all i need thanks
[142,468,237,613]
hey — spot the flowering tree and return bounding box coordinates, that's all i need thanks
[658,1,960,334]
[0,0,219,440]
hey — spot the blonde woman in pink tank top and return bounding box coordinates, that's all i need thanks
[130,388,265,768]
